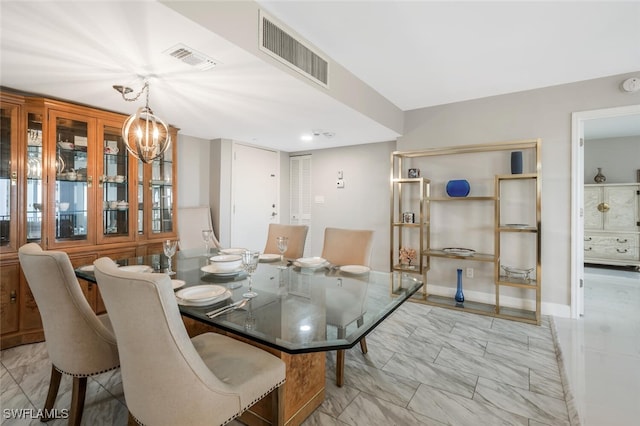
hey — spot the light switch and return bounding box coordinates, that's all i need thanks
[336,179,345,188]
[337,170,343,179]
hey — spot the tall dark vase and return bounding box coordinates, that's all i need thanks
[455,268,464,304]
[511,151,523,174]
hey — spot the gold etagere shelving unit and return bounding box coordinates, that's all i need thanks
[391,139,542,324]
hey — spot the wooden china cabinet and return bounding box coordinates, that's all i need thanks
[0,90,178,349]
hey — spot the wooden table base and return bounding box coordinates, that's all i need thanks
[183,317,325,426]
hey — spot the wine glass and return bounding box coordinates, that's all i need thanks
[163,239,178,275]
[241,250,260,299]
[201,229,213,255]
[276,236,288,268]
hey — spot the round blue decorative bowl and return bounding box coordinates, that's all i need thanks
[446,180,470,197]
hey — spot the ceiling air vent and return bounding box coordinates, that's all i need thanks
[164,44,217,71]
[259,11,329,88]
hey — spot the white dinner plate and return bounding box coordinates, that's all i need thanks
[259,253,280,262]
[340,265,371,275]
[171,279,186,290]
[176,285,226,302]
[296,257,328,268]
[200,264,243,276]
[219,248,246,255]
[78,265,94,272]
[176,289,232,307]
[119,265,153,273]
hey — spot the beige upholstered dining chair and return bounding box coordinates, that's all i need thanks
[18,243,119,426]
[321,227,374,267]
[320,227,374,386]
[93,257,286,426]
[177,206,221,251]
[263,223,309,259]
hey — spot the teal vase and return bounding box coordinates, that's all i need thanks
[455,269,464,303]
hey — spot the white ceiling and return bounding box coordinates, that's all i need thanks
[1,1,639,152]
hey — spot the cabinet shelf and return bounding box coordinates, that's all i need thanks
[497,225,537,232]
[496,277,538,288]
[426,250,495,262]
[427,196,495,202]
[392,222,426,227]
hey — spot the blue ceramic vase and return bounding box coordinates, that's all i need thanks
[455,268,465,303]
[446,180,470,197]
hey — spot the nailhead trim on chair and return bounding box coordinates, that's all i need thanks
[131,380,286,426]
[54,364,119,378]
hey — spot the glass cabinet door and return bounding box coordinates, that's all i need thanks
[48,111,95,247]
[139,138,176,239]
[26,112,44,244]
[0,104,19,253]
[98,121,135,243]
[149,146,174,235]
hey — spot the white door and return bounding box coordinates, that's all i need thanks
[230,143,279,251]
[290,155,312,255]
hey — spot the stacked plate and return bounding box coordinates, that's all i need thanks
[201,264,243,277]
[259,253,280,262]
[219,248,246,256]
[294,257,329,269]
[339,265,371,275]
[175,284,231,306]
[119,265,153,273]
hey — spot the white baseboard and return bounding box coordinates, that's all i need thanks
[428,284,572,319]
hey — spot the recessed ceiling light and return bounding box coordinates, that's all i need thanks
[301,134,313,141]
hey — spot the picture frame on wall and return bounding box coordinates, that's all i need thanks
[403,212,415,223]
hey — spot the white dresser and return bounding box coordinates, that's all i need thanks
[584,183,640,268]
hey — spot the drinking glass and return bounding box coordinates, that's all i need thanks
[276,236,288,268]
[241,250,260,299]
[163,239,178,275]
[201,229,213,255]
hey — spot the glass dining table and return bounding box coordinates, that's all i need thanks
[75,248,423,425]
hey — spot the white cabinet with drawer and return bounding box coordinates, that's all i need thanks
[584,184,639,268]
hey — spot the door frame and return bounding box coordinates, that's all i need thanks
[570,104,640,318]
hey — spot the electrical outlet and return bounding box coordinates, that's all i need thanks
[466,267,473,278]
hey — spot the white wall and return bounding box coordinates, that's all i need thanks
[399,71,640,314]
[292,141,396,271]
[584,136,640,184]
[177,134,211,208]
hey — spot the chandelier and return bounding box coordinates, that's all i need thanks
[113,81,171,163]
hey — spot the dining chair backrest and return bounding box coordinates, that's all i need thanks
[94,257,284,425]
[18,243,119,375]
[177,206,221,250]
[321,227,374,266]
[263,223,309,259]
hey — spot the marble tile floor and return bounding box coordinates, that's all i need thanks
[1,303,575,426]
[554,266,640,426]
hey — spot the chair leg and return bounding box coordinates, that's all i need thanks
[356,317,368,354]
[359,337,368,354]
[41,366,62,422]
[271,385,284,426]
[336,350,345,387]
[68,377,87,426]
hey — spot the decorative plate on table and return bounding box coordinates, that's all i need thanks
[259,253,280,262]
[171,279,186,290]
[200,264,243,276]
[176,287,232,307]
[339,265,371,275]
[294,257,329,269]
[443,248,476,257]
[119,265,153,273]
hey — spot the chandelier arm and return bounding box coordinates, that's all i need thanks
[119,81,149,103]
